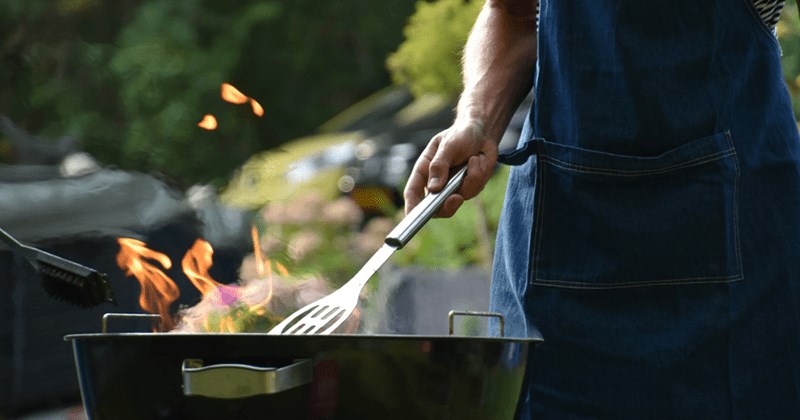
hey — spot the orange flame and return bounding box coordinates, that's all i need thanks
[251,226,266,277]
[250,226,274,309]
[198,83,262,130]
[182,239,242,308]
[115,230,329,334]
[221,82,263,116]
[221,82,249,105]
[197,114,218,130]
[250,99,264,117]
[181,239,223,296]
[116,238,180,330]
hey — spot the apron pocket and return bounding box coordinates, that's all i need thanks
[531,130,742,288]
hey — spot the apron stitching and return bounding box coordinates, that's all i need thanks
[529,132,742,288]
[532,154,547,281]
[538,150,736,176]
[536,272,743,284]
[531,275,744,289]
[726,131,745,280]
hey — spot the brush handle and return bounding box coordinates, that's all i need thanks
[385,165,467,248]
[0,226,91,273]
[0,226,25,249]
[0,226,39,263]
[0,226,115,306]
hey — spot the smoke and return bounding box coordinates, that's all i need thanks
[171,275,332,333]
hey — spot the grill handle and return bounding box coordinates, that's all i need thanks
[102,313,161,333]
[182,359,312,399]
[448,310,505,337]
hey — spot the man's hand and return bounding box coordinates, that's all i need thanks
[403,119,498,217]
[404,0,536,218]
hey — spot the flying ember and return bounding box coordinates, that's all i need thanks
[250,98,264,117]
[197,114,218,130]
[220,82,249,105]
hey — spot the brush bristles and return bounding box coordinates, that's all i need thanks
[39,262,115,308]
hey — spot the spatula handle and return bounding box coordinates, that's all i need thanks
[385,165,467,248]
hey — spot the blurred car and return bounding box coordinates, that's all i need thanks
[220,131,361,209]
[342,128,440,213]
[220,87,415,210]
[340,94,455,213]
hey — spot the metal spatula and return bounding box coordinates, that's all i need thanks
[268,166,468,335]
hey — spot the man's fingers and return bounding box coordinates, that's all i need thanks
[404,160,428,214]
[405,124,498,216]
[427,156,453,192]
[404,135,441,214]
[459,155,489,200]
[458,138,499,200]
[436,195,465,218]
[427,131,469,192]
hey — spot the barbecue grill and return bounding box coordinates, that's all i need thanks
[65,312,540,420]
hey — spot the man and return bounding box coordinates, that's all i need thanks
[405,0,800,418]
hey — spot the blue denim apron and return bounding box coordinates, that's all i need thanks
[490,0,800,418]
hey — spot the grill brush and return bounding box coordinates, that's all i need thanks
[0,226,115,307]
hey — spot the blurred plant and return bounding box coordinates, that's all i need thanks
[387,0,482,99]
[256,194,375,286]
[251,164,508,281]
[778,0,800,123]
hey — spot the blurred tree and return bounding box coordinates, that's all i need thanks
[107,0,279,185]
[386,0,482,99]
[0,0,417,186]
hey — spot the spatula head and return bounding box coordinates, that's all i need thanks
[268,289,356,335]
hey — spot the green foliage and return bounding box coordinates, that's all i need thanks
[107,0,279,184]
[779,0,800,123]
[0,0,415,186]
[387,0,482,99]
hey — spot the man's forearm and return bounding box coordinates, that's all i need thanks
[456,0,538,143]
